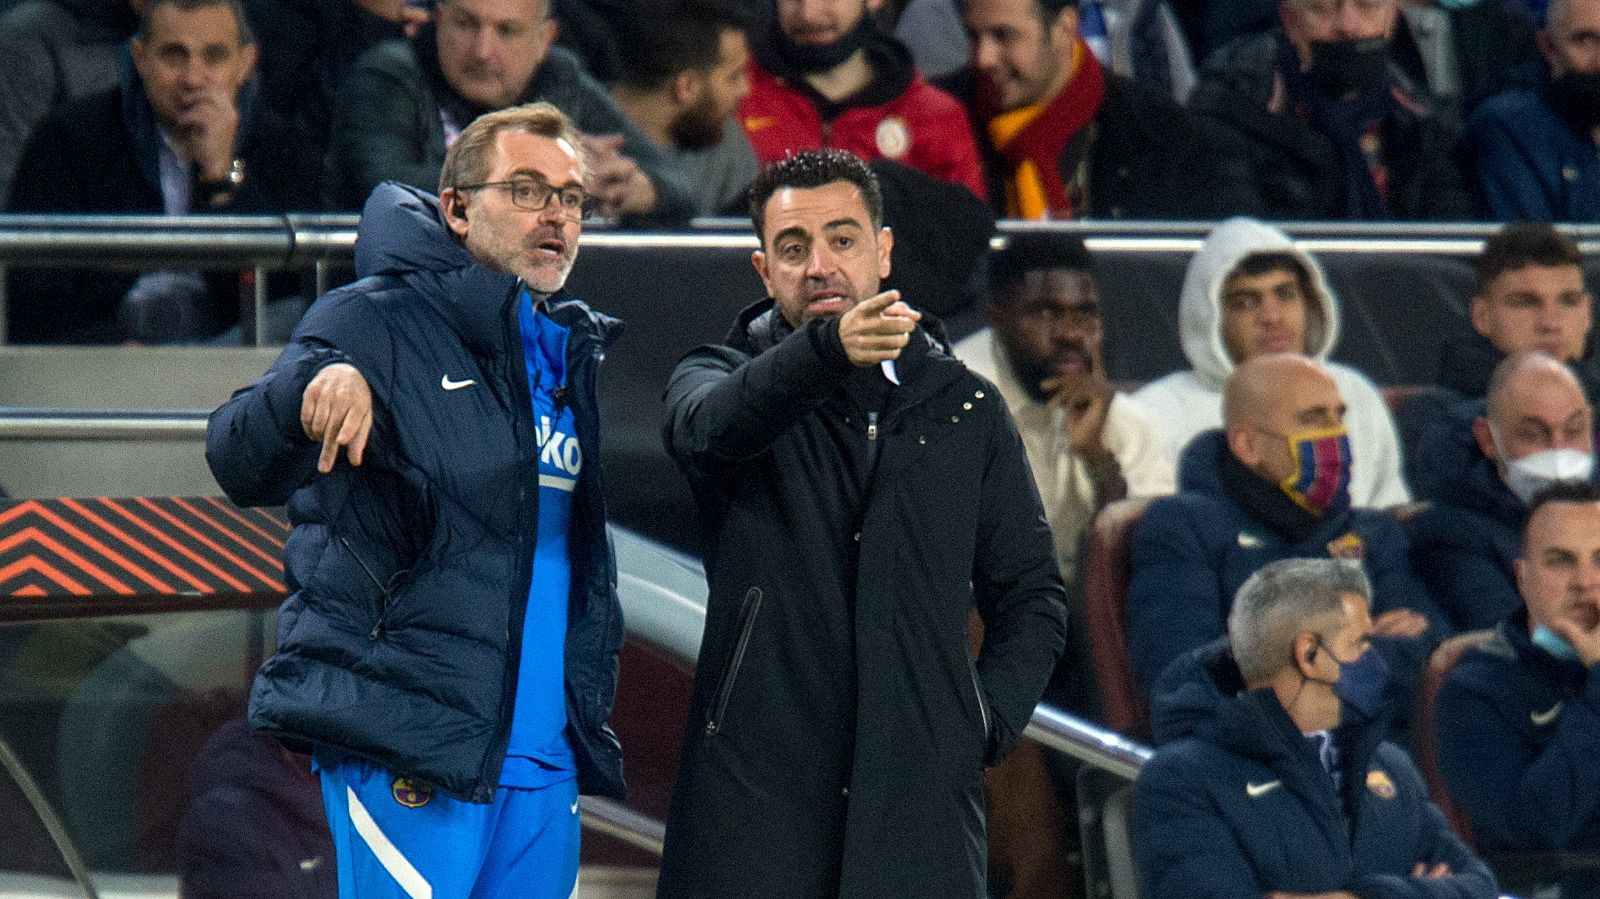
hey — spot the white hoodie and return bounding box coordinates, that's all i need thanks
[1132,217,1410,507]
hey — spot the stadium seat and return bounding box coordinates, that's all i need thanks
[1084,497,1154,739]
[1415,628,1494,847]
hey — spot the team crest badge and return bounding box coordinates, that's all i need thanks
[875,117,910,159]
[1365,769,1397,800]
[392,777,433,808]
[1326,532,1365,561]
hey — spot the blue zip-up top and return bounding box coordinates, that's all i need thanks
[502,290,579,787]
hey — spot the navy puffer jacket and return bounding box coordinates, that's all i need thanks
[207,182,625,802]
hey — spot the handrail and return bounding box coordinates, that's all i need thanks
[0,407,209,440]
[578,796,667,856]
[5,213,1600,269]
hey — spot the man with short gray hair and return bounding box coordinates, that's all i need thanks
[1133,558,1497,899]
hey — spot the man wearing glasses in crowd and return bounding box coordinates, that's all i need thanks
[207,101,626,898]
[1185,0,1471,220]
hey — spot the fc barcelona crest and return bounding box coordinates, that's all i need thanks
[392,777,434,808]
[1326,532,1365,561]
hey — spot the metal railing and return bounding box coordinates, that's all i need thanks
[6,214,1600,347]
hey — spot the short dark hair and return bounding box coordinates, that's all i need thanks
[1526,480,1600,539]
[1476,223,1583,293]
[616,0,750,91]
[988,231,1094,300]
[1036,0,1079,21]
[138,0,255,44]
[748,150,883,245]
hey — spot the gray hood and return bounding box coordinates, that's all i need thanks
[1179,217,1340,390]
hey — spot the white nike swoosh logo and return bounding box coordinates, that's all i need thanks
[1238,532,1262,548]
[1531,703,1563,726]
[441,374,477,391]
[1246,780,1282,798]
[570,800,580,815]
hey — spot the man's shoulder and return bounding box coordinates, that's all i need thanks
[1469,88,1548,130]
[350,37,424,81]
[1189,31,1280,112]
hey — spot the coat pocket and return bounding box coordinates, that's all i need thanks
[705,587,763,737]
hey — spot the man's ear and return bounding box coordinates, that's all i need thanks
[440,188,469,239]
[1292,631,1320,679]
[751,248,771,294]
[1226,424,1260,468]
[1469,294,1493,338]
[877,226,893,281]
[1473,415,1500,462]
[1049,5,1079,45]
[672,69,702,106]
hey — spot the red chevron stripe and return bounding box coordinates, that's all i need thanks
[0,556,90,594]
[174,497,283,569]
[201,496,288,550]
[133,497,282,592]
[60,498,211,593]
[99,498,243,593]
[0,527,134,594]
[13,501,173,593]
[0,499,45,527]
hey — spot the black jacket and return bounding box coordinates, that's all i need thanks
[7,64,317,343]
[207,182,626,803]
[657,301,1067,898]
[1187,30,1472,221]
[936,64,1254,220]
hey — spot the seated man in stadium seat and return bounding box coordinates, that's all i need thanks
[1134,217,1409,507]
[1135,558,1497,899]
[610,1,757,217]
[736,0,986,199]
[1436,481,1600,898]
[955,231,1173,590]
[323,0,692,222]
[1126,353,1444,716]
[1411,354,1596,632]
[5,0,317,344]
[1186,0,1472,220]
[1466,0,1600,221]
[1438,223,1599,406]
[941,0,1249,220]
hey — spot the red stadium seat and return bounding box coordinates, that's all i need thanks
[1084,497,1154,740]
[1415,629,1495,847]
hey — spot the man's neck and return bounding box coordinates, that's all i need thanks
[611,85,674,149]
[806,49,874,103]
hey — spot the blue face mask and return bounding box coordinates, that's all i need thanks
[1318,639,1390,725]
[1533,624,1582,664]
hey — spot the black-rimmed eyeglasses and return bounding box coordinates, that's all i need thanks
[454,178,593,217]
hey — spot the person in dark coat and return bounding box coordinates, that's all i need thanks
[1398,223,1600,487]
[1185,0,1472,221]
[939,0,1251,221]
[658,149,1068,899]
[1435,481,1600,899]
[177,719,336,899]
[207,103,625,896]
[5,0,317,344]
[1126,354,1444,713]
[1135,558,1498,899]
[1411,354,1596,632]
[1465,0,1600,222]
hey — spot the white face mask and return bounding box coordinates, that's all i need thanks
[1503,448,1596,504]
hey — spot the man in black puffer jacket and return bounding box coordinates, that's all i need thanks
[207,101,623,898]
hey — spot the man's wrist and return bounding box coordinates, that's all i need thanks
[194,158,245,205]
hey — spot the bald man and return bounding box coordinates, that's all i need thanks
[1411,353,1597,631]
[1126,354,1445,712]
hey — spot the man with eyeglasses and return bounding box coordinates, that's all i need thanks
[207,101,626,898]
[324,0,692,223]
[1185,0,1472,220]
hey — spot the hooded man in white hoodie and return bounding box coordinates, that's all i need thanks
[1134,217,1410,507]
